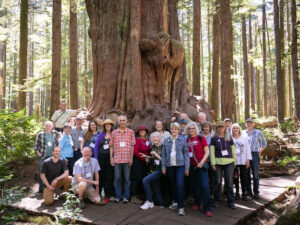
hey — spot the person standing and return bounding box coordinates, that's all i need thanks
[131,125,151,204]
[40,146,72,206]
[59,123,75,175]
[231,123,252,201]
[210,121,236,209]
[34,121,60,192]
[224,118,233,133]
[149,120,171,145]
[81,120,99,157]
[72,147,101,209]
[94,119,115,202]
[51,100,80,132]
[245,118,267,199]
[162,122,190,216]
[70,115,85,161]
[109,115,136,203]
[185,122,212,217]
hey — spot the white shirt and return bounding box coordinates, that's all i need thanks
[232,134,252,165]
[170,138,177,166]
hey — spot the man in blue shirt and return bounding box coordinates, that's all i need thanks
[245,118,267,199]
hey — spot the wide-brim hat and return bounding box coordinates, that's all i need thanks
[136,125,149,135]
[216,121,226,128]
[102,119,115,126]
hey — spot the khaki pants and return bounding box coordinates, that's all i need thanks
[43,176,72,206]
[72,182,101,203]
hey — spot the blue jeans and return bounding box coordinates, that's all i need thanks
[167,166,185,209]
[246,152,260,195]
[114,163,131,200]
[191,166,211,212]
[215,162,235,205]
[143,170,164,206]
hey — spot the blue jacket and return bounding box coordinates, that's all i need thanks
[59,134,74,159]
[162,135,190,171]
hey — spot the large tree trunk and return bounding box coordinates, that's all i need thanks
[211,3,220,120]
[192,0,201,95]
[85,0,210,129]
[291,0,300,120]
[18,0,28,111]
[50,0,62,117]
[69,0,78,109]
[83,11,90,108]
[248,14,255,111]
[262,0,268,117]
[207,2,212,105]
[280,0,287,118]
[255,21,262,116]
[242,15,250,120]
[286,0,292,116]
[28,7,34,116]
[220,0,233,119]
[273,0,284,123]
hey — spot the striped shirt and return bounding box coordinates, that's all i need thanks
[109,128,136,163]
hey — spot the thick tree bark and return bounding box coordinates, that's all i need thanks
[69,0,78,109]
[192,0,200,95]
[18,0,28,111]
[273,0,284,122]
[211,4,220,119]
[242,15,250,120]
[262,0,268,117]
[220,0,233,119]
[291,0,300,120]
[207,2,212,105]
[280,0,287,118]
[248,14,255,111]
[85,0,210,129]
[83,11,90,108]
[50,0,62,117]
[286,0,292,116]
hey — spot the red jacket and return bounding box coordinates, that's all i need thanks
[134,138,151,161]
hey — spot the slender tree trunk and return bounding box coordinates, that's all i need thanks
[220,0,233,119]
[262,0,268,117]
[200,0,204,97]
[83,11,90,108]
[255,21,262,116]
[273,0,284,122]
[234,60,239,122]
[280,0,287,118]
[12,53,18,111]
[291,0,300,120]
[286,0,293,116]
[0,43,5,109]
[187,8,192,90]
[28,7,34,116]
[18,0,28,111]
[192,0,201,95]
[50,0,62,117]
[248,14,255,111]
[211,4,220,119]
[242,15,250,119]
[207,2,212,105]
[69,0,78,109]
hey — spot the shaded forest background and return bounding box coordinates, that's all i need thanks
[0,0,299,124]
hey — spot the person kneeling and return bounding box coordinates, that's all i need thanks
[40,146,72,206]
[72,147,101,209]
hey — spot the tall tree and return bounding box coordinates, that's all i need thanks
[291,0,300,120]
[286,0,292,116]
[248,14,255,111]
[83,11,90,108]
[262,0,268,116]
[193,0,201,95]
[69,0,78,109]
[0,42,5,109]
[50,0,62,117]
[18,0,28,111]
[28,6,34,116]
[273,0,284,122]
[242,15,250,119]
[211,3,220,119]
[207,1,212,104]
[255,21,262,116]
[220,0,233,119]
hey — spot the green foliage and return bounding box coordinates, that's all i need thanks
[278,156,297,166]
[52,192,82,225]
[0,109,40,182]
[280,120,296,133]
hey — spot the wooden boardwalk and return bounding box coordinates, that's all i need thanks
[12,175,297,225]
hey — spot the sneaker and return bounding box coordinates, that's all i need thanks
[213,201,220,208]
[192,205,199,210]
[169,202,178,210]
[178,208,185,216]
[205,211,213,217]
[114,198,120,203]
[110,196,115,202]
[140,201,154,210]
[78,199,85,209]
[122,198,129,204]
[131,196,143,204]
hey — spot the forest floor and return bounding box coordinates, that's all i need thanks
[5,159,299,225]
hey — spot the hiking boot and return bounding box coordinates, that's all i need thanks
[78,199,85,209]
[140,201,154,210]
[178,208,185,216]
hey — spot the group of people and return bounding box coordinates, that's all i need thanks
[34,101,267,217]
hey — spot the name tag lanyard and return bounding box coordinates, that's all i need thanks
[218,138,229,156]
[248,132,257,150]
[83,161,92,178]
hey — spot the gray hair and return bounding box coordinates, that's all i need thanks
[184,122,200,136]
[170,122,180,130]
[230,123,242,136]
[82,146,92,152]
[44,121,53,128]
[214,125,231,142]
[150,132,161,143]
[117,115,127,122]
[198,112,206,119]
